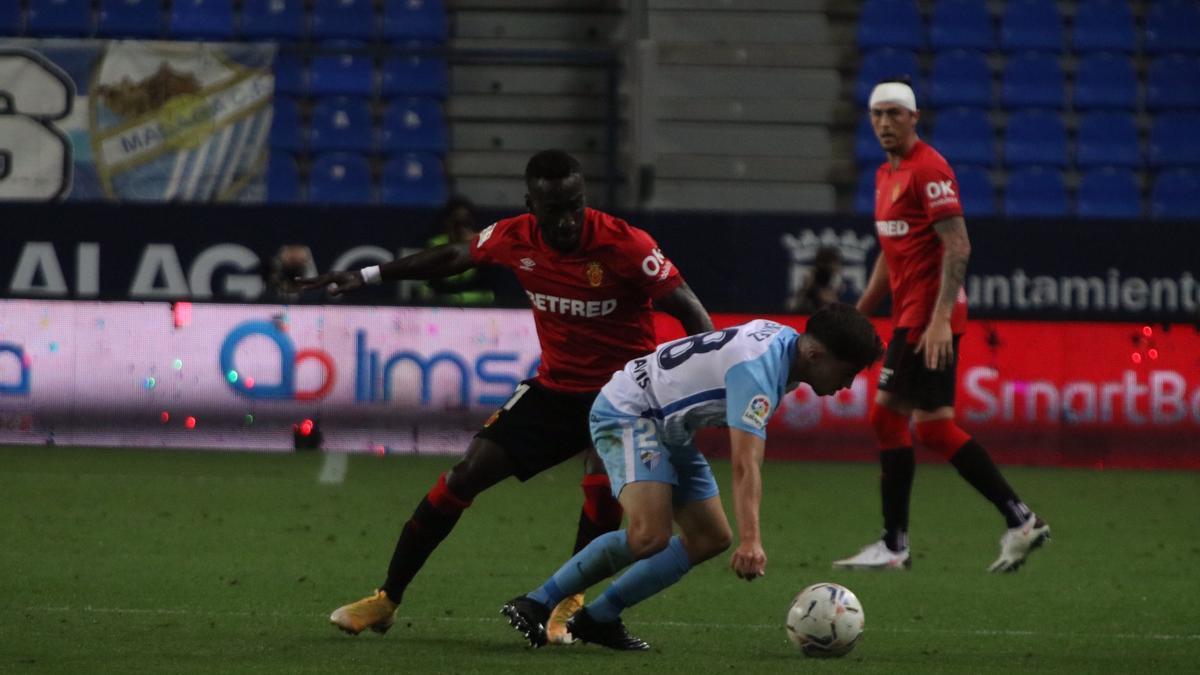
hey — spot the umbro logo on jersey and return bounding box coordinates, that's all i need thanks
[875,220,910,237]
[519,257,536,271]
[476,223,497,246]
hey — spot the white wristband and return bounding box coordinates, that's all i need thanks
[360,265,382,285]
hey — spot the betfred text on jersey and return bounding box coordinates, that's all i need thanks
[525,291,617,317]
[875,220,910,237]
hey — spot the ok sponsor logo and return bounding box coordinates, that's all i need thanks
[219,320,335,400]
[925,180,959,208]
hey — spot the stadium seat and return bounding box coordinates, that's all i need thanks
[309,96,373,153]
[1147,56,1200,111]
[1073,53,1138,110]
[240,0,305,40]
[1071,0,1136,53]
[929,0,993,51]
[1145,0,1200,54]
[168,0,234,39]
[854,170,877,215]
[931,108,994,166]
[382,0,447,43]
[1076,112,1141,168]
[1004,110,1068,168]
[929,50,992,108]
[857,0,924,50]
[381,153,448,206]
[855,116,881,165]
[26,0,92,36]
[856,49,920,106]
[1001,51,1064,109]
[310,52,376,97]
[379,99,447,154]
[267,154,301,203]
[380,55,449,98]
[1000,0,1062,52]
[1,0,23,35]
[1151,169,1200,219]
[269,98,304,152]
[98,0,162,37]
[1077,168,1141,219]
[1004,166,1069,217]
[311,0,376,41]
[1149,113,1200,168]
[309,152,373,204]
[954,165,996,216]
[273,52,307,96]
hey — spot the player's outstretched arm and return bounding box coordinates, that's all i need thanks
[916,216,970,370]
[856,253,891,316]
[728,427,767,581]
[653,282,714,335]
[294,243,476,296]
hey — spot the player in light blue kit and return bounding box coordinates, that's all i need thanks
[502,304,883,650]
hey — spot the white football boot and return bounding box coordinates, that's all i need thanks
[832,540,912,570]
[988,515,1050,573]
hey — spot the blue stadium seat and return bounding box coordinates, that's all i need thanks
[1149,113,1200,168]
[267,154,301,203]
[1071,0,1136,53]
[98,0,161,37]
[1,0,24,34]
[929,50,991,108]
[1004,110,1068,168]
[269,98,304,152]
[854,170,877,215]
[309,96,373,153]
[273,52,307,96]
[954,165,996,216]
[380,99,447,154]
[241,0,305,40]
[310,52,375,97]
[931,108,994,166]
[381,153,448,206]
[380,55,449,98]
[1000,0,1062,52]
[1145,0,1200,54]
[26,0,92,36]
[1147,56,1200,111]
[857,0,924,50]
[382,0,447,43]
[1076,112,1141,168]
[1001,51,1064,109]
[1074,53,1138,110]
[855,116,882,165]
[1151,169,1200,218]
[309,152,373,204]
[169,0,233,39]
[1004,166,1069,217]
[856,49,920,106]
[929,0,993,51]
[1077,168,1141,219]
[311,0,376,41]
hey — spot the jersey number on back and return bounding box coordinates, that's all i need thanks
[656,328,738,370]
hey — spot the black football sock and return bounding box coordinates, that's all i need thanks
[880,447,915,552]
[380,475,470,603]
[949,440,1030,528]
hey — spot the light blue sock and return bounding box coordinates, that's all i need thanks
[528,530,634,608]
[587,535,692,623]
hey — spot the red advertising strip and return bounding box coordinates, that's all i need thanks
[655,314,1200,470]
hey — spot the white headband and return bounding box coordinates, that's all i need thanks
[868,82,917,112]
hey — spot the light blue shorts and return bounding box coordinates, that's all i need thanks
[589,394,720,505]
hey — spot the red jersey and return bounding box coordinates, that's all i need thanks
[873,140,969,336]
[469,207,684,392]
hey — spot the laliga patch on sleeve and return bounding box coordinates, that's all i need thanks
[476,223,497,247]
[741,394,772,430]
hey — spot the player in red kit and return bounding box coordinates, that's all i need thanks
[833,80,1050,573]
[297,150,713,638]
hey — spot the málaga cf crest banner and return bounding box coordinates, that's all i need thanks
[0,39,275,202]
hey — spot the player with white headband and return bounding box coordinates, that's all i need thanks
[833,79,1052,573]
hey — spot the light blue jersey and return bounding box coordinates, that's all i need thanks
[590,319,799,502]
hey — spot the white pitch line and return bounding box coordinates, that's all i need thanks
[11,605,1200,642]
[317,452,348,484]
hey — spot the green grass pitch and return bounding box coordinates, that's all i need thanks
[2,445,1199,674]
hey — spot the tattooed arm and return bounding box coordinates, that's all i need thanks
[916,216,970,371]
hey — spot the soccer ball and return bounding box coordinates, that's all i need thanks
[785,582,864,658]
